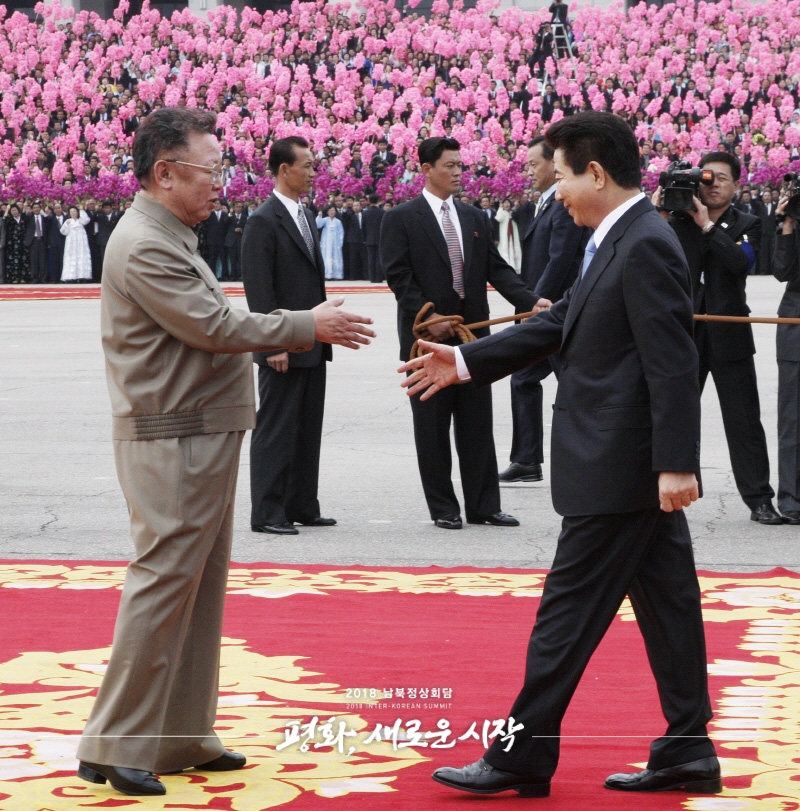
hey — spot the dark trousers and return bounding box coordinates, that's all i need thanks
[207,245,225,280]
[509,357,559,465]
[227,242,242,281]
[47,245,63,283]
[28,238,47,282]
[366,245,383,283]
[484,508,715,777]
[777,358,800,513]
[344,242,367,280]
[250,363,326,526]
[696,326,773,509]
[408,379,501,521]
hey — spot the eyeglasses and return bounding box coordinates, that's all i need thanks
[163,159,223,184]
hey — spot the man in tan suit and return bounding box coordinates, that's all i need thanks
[76,108,375,797]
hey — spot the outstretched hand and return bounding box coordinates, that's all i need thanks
[312,298,376,349]
[398,341,460,401]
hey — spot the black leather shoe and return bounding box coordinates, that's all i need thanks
[499,462,543,483]
[297,517,337,526]
[251,523,299,535]
[604,756,721,793]
[432,758,550,797]
[781,510,800,525]
[78,762,166,796]
[434,514,463,529]
[196,750,247,771]
[468,512,520,527]
[750,503,784,525]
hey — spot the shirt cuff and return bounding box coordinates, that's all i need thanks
[454,347,472,382]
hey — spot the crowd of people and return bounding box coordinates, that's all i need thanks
[0,0,799,224]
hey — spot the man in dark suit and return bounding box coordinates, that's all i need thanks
[93,200,120,274]
[361,194,384,283]
[499,136,589,483]
[758,188,777,275]
[24,202,48,283]
[772,193,800,523]
[382,137,536,530]
[224,201,247,281]
[401,113,719,797]
[664,152,781,524]
[342,199,367,280]
[205,200,228,280]
[242,136,336,536]
[45,202,67,282]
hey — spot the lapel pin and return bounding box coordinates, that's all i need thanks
[474,231,480,237]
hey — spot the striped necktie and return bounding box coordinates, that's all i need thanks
[297,202,315,256]
[441,200,464,298]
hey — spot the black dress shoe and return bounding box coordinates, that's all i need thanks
[434,514,462,529]
[781,510,800,525]
[750,502,784,525]
[297,517,337,526]
[604,756,721,793]
[196,750,247,771]
[468,512,520,527]
[78,761,166,796]
[432,758,550,797]
[498,462,543,482]
[251,523,299,535]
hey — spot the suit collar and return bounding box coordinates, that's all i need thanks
[132,193,197,254]
[268,193,317,263]
[563,197,653,340]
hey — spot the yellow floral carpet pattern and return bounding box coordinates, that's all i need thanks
[0,563,797,810]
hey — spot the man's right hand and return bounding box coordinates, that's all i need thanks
[266,352,289,372]
[311,298,376,349]
[426,314,456,341]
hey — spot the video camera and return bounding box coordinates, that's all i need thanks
[781,172,800,220]
[658,161,715,213]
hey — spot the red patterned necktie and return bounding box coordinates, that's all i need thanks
[441,201,464,298]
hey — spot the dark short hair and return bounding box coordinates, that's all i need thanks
[699,151,741,182]
[545,112,641,190]
[268,136,310,176]
[418,137,460,167]
[368,193,380,205]
[528,136,554,161]
[133,107,216,187]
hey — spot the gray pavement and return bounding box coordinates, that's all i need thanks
[1,275,798,571]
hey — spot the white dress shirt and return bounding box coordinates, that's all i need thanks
[422,187,464,256]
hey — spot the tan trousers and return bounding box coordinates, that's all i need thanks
[77,430,244,773]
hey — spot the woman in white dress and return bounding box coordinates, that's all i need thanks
[60,206,93,282]
[495,198,522,273]
[316,205,344,280]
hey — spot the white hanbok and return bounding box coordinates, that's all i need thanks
[60,211,93,282]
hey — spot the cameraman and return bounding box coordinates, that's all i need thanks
[773,191,800,523]
[655,152,781,525]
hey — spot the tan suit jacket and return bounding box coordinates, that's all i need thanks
[78,193,316,773]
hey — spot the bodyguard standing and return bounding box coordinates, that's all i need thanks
[242,136,338,536]
[382,137,536,529]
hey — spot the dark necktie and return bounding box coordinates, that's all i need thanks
[440,201,464,298]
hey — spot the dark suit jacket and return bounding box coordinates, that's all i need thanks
[361,205,384,246]
[205,210,229,248]
[670,205,761,361]
[462,198,700,516]
[342,209,365,244]
[24,213,49,248]
[381,194,536,361]
[774,231,800,362]
[94,211,120,247]
[241,194,330,368]
[224,212,248,249]
[518,195,589,301]
[46,213,67,249]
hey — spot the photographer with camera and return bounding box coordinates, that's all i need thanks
[655,152,782,525]
[772,177,800,524]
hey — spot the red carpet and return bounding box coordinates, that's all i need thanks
[0,562,797,810]
[0,284,392,301]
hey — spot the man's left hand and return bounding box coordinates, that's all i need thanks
[658,471,699,512]
[399,341,459,401]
